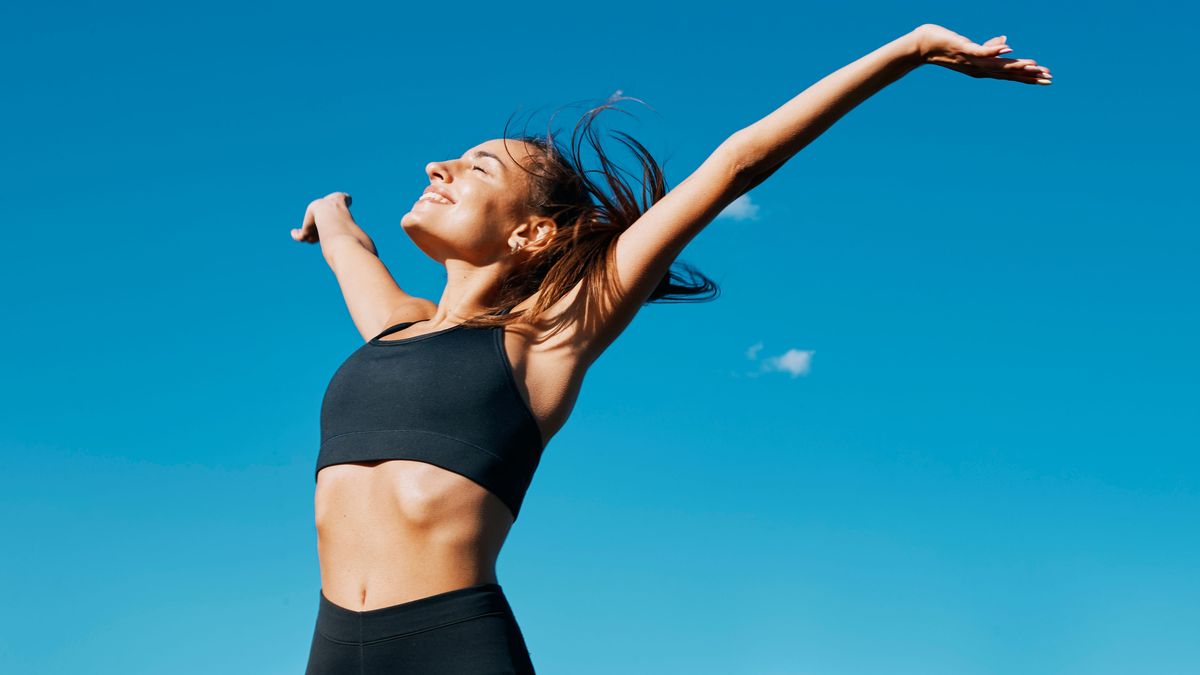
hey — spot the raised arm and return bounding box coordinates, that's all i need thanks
[566,24,1051,364]
[729,24,1050,186]
[293,192,436,342]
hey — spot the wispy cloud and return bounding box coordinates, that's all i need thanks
[746,341,764,359]
[737,341,815,378]
[717,194,760,221]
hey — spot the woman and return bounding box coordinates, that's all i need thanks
[292,24,1050,674]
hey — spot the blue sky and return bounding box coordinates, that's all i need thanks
[2,2,1196,673]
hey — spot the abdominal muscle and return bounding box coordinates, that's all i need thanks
[314,459,516,611]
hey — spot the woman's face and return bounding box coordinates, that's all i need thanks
[401,138,542,265]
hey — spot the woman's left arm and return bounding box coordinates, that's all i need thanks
[566,24,1051,363]
[728,24,1052,185]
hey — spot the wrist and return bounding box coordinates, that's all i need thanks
[896,26,928,68]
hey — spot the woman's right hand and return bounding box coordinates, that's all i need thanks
[291,192,354,244]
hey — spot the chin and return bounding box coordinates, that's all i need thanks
[399,211,423,231]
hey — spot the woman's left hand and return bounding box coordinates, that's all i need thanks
[912,24,1052,85]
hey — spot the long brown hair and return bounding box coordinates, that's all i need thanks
[462,93,719,337]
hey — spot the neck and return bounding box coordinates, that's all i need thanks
[425,257,511,325]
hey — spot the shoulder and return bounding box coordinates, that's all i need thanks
[507,286,584,350]
[380,297,438,327]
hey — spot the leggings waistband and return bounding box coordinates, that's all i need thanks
[316,583,513,644]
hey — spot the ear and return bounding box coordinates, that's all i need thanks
[510,216,558,254]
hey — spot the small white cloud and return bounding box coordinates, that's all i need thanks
[746,341,764,360]
[739,344,815,378]
[717,194,760,221]
[764,348,814,377]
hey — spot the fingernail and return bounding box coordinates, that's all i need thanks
[999,48,1013,54]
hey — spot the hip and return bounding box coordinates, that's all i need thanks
[305,581,537,675]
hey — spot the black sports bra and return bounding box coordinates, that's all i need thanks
[316,307,546,521]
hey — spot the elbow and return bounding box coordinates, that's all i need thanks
[715,132,763,192]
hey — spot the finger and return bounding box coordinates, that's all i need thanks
[981,35,1012,56]
[983,57,1044,72]
[302,202,315,230]
[990,66,1052,83]
[324,191,353,207]
[991,72,1053,85]
[1000,60,1050,76]
[969,38,1011,57]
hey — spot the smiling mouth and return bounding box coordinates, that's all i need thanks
[417,193,454,205]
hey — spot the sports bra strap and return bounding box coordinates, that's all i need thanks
[371,321,418,341]
[371,305,511,340]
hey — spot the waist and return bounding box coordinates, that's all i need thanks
[314,582,514,643]
[315,461,514,609]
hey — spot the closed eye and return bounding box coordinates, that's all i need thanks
[472,165,487,174]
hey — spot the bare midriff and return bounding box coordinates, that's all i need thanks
[314,459,516,611]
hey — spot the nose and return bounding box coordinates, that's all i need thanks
[425,159,458,183]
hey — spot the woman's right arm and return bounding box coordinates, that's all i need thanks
[293,192,435,341]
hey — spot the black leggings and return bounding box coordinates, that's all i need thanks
[305,582,536,674]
